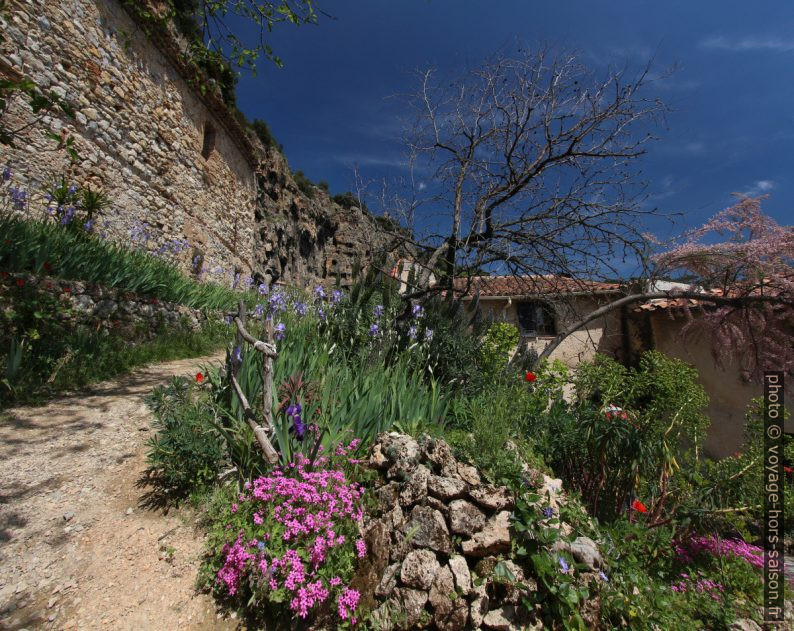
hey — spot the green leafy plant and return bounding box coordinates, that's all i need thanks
[479,321,519,380]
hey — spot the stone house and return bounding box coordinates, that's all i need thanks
[454,275,792,458]
[452,275,625,366]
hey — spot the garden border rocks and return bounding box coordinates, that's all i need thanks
[357,432,594,631]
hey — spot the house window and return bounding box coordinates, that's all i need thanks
[201,122,216,159]
[516,301,556,336]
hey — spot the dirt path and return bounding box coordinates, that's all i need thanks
[0,354,238,631]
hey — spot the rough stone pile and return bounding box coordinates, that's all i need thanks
[352,432,602,630]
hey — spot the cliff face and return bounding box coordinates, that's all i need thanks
[253,147,407,288]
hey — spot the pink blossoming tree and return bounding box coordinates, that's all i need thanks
[539,195,794,388]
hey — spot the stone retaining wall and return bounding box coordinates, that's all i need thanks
[0,272,215,340]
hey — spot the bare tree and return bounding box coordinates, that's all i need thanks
[398,46,667,295]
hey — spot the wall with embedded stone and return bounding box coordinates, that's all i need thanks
[0,272,215,341]
[1,0,410,291]
[1,0,258,279]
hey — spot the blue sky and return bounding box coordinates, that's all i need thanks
[232,0,793,240]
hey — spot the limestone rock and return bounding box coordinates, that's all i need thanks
[399,464,430,506]
[380,433,420,464]
[569,536,602,571]
[400,549,440,590]
[421,437,458,477]
[469,582,490,628]
[428,475,467,501]
[375,563,400,598]
[404,505,452,554]
[461,511,511,557]
[429,565,468,631]
[391,588,429,630]
[448,499,487,537]
[482,605,520,630]
[456,462,481,486]
[730,620,762,631]
[469,484,514,511]
[448,555,472,593]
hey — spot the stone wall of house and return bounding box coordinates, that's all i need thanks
[477,294,623,367]
[1,0,258,279]
[0,272,216,341]
[642,311,794,458]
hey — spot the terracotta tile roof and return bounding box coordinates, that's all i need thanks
[453,275,622,298]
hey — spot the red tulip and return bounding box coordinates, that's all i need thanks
[195,372,204,383]
[64,286,71,293]
[524,371,537,382]
[632,499,648,513]
[16,278,24,287]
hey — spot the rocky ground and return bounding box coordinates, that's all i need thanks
[0,354,235,631]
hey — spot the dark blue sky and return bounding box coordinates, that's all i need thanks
[232,0,793,238]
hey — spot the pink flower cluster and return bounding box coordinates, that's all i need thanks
[675,535,764,570]
[215,451,365,622]
[671,572,725,600]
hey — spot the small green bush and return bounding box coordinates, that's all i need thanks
[479,321,519,379]
[146,377,226,497]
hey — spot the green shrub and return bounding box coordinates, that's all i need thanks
[249,118,283,152]
[292,170,316,198]
[479,321,519,380]
[536,351,709,522]
[146,377,226,497]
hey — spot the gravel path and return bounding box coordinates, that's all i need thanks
[0,354,236,630]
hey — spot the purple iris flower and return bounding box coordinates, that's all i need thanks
[559,557,569,572]
[2,165,11,181]
[424,328,434,342]
[599,571,609,582]
[407,325,418,340]
[412,304,423,318]
[313,285,326,299]
[373,304,384,317]
[258,283,269,295]
[369,323,380,337]
[232,346,242,364]
[274,322,286,341]
[331,290,342,304]
[293,301,307,317]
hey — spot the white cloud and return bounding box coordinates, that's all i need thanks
[700,36,794,53]
[742,179,776,196]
